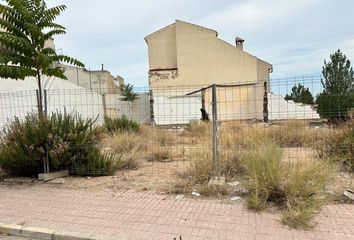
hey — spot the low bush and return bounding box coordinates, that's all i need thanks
[244,143,332,229]
[104,115,139,133]
[0,113,118,176]
[315,123,354,171]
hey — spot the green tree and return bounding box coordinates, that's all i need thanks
[121,83,139,102]
[0,0,84,114]
[285,83,314,104]
[316,49,354,120]
[120,83,139,119]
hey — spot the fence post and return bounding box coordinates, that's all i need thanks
[149,89,155,125]
[44,89,48,117]
[35,89,40,114]
[76,67,79,85]
[89,68,92,90]
[102,94,107,117]
[263,81,269,122]
[211,84,220,180]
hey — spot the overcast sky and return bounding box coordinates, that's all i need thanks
[49,0,354,87]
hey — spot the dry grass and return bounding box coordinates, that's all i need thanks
[219,120,326,148]
[268,121,317,147]
[138,125,177,162]
[169,179,232,197]
[169,144,245,197]
[244,142,333,229]
[146,146,173,162]
[101,126,179,165]
[97,120,349,229]
[189,120,322,148]
[182,149,213,184]
[188,120,211,140]
[139,125,177,146]
[197,184,232,197]
[100,133,146,170]
[314,123,354,171]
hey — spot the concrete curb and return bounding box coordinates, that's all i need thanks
[0,223,118,240]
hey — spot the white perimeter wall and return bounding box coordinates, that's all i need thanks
[268,93,320,120]
[152,91,320,125]
[0,77,104,129]
[105,93,151,123]
[153,90,202,125]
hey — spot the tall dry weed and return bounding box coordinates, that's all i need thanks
[100,133,146,170]
[244,142,332,229]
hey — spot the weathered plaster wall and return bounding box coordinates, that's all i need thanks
[147,20,271,88]
[146,20,272,122]
[57,64,121,95]
[146,24,177,71]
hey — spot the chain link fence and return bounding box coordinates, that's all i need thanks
[0,76,353,190]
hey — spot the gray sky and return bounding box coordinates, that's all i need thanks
[50,0,354,87]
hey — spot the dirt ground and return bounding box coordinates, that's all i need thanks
[1,146,353,202]
[0,122,353,200]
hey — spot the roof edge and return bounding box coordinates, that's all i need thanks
[145,22,175,43]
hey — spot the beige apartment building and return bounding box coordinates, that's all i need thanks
[145,20,272,124]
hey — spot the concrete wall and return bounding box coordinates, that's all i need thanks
[152,89,201,125]
[57,64,121,95]
[0,77,148,129]
[104,93,150,123]
[0,77,105,129]
[204,85,264,121]
[268,93,320,120]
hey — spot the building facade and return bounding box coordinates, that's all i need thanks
[145,20,273,125]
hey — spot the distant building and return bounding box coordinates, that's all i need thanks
[0,23,124,95]
[145,20,273,125]
[56,63,124,95]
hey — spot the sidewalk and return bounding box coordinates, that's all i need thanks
[0,184,353,240]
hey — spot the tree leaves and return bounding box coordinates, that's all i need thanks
[121,84,139,102]
[0,65,36,79]
[317,49,354,120]
[0,0,84,81]
[285,84,314,105]
[53,55,85,68]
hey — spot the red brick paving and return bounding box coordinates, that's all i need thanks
[0,185,353,240]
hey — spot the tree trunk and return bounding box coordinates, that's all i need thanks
[36,68,49,173]
[36,68,43,116]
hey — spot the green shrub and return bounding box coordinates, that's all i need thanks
[0,112,118,177]
[244,143,332,229]
[340,129,354,171]
[104,115,139,133]
[315,123,354,171]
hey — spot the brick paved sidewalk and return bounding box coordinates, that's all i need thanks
[0,185,353,240]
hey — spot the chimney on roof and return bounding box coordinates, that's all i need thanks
[235,37,244,51]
